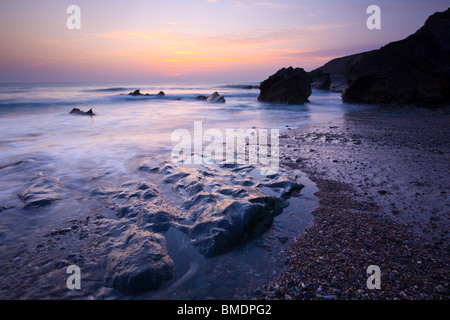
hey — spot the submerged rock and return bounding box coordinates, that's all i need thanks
[18,174,61,208]
[69,108,95,116]
[104,229,174,295]
[258,67,312,104]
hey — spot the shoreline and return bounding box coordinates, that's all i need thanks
[260,106,449,300]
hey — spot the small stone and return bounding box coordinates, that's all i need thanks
[278,236,289,244]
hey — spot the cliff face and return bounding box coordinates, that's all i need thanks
[341,8,450,107]
[308,8,450,108]
[309,51,377,92]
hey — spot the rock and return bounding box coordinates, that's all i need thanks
[48,228,72,236]
[308,52,375,92]
[196,95,207,101]
[258,180,304,198]
[258,67,312,104]
[309,69,332,91]
[89,187,115,197]
[104,229,174,295]
[342,8,450,107]
[147,91,165,97]
[187,195,285,257]
[206,92,226,103]
[133,163,301,260]
[128,90,165,97]
[18,174,61,208]
[69,108,95,116]
[137,182,151,190]
[129,90,142,96]
[140,209,172,233]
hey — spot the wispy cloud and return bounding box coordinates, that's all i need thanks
[253,1,310,10]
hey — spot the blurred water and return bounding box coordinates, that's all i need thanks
[0,83,357,298]
[0,83,350,240]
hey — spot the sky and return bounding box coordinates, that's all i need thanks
[0,0,448,83]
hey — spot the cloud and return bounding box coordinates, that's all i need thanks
[253,1,310,10]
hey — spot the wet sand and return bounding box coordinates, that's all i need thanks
[260,106,449,300]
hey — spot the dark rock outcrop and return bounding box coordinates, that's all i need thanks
[128,90,165,97]
[129,90,142,96]
[196,93,226,102]
[69,108,95,116]
[206,92,226,103]
[342,8,450,107]
[258,67,312,104]
[145,91,165,97]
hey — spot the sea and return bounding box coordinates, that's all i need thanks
[0,82,365,299]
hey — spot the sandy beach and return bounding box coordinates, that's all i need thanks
[260,106,449,300]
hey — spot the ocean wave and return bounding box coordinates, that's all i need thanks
[83,87,133,93]
[218,84,260,89]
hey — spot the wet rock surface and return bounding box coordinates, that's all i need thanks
[0,156,307,298]
[138,161,301,258]
[104,228,174,295]
[17,173,61,208]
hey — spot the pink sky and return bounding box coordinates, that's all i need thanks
[0,0,448,83]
